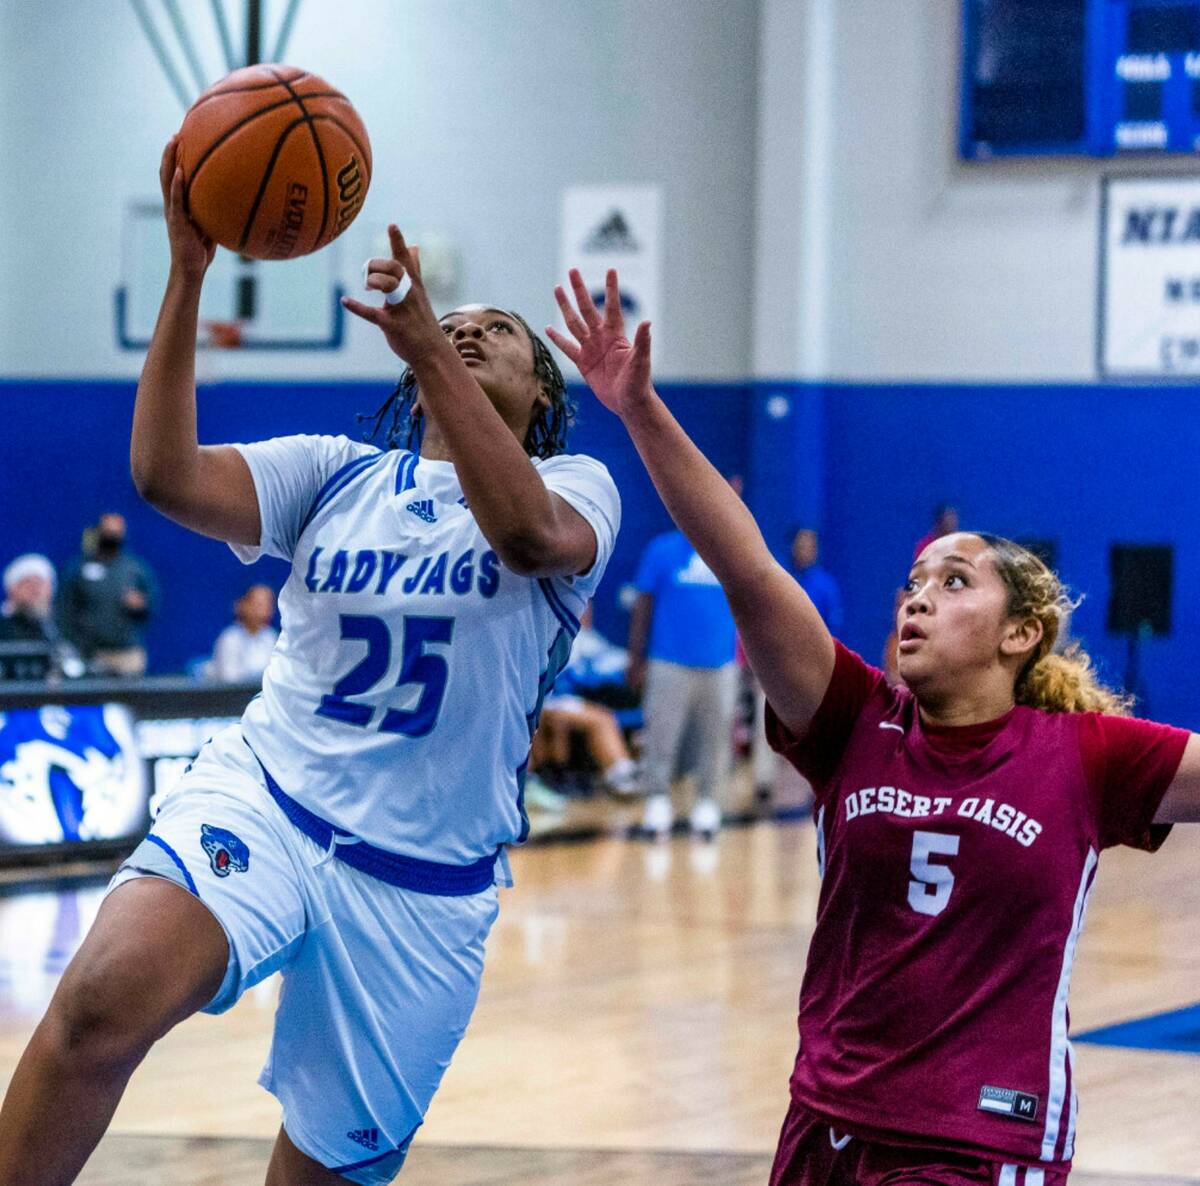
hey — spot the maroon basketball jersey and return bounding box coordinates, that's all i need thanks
[766,643,1188,1170]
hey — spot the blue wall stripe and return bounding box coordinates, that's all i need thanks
[16,375,1200,733]
[0,379,750,673]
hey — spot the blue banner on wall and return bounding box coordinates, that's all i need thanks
[0,705,148,846]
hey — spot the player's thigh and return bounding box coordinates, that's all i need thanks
[112,777,310,1014]
[49,876,228,1055]
[264,869,500,1183]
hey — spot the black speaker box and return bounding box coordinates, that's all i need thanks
[1107,544,1173,637]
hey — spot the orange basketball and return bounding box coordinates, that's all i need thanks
[176,64,371,261]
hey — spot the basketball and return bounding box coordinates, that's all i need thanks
[175,64,371,261]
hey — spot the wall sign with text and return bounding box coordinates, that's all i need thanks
[1099,175,1200,378]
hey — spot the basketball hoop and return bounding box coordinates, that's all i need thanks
[201,319,244,350]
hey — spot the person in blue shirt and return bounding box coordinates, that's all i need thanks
[627,523,738,838]
[789,527,843,634]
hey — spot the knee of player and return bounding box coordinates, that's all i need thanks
[46,958,172,1070]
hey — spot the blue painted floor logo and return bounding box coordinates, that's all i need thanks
[200,823,249,877]
[1076,1003,1200,1056]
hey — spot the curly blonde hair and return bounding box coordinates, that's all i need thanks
[975,534,1132,716]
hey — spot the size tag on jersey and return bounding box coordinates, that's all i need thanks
[978,1085,1040,1123]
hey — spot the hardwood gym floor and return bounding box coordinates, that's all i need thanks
[1,811,1196,1184]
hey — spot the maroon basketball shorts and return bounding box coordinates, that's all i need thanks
[769,1099,1068,1186]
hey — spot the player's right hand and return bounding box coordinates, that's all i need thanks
[341,225,445,366]
[160,137,216,279]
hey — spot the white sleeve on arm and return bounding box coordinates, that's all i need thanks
[227,434,379,563]
[537,453,622,595]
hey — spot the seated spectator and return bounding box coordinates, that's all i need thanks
[532,695,640,797]
[0,554,83,680]
[210,584,278,683]
[0,554,56,643]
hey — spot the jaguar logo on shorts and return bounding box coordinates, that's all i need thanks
[200,824,250,877]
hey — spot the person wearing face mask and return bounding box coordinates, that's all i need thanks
[57,512,159,677]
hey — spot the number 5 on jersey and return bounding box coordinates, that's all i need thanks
[316,614,454,738]
[908,831,960,917]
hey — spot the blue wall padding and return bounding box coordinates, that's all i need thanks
[749,383,826,563]
[0,379,750,674]
[5,377,1200,731]
[815,382,1200,729]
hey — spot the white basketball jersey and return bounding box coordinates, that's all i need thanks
[228,434,620,863]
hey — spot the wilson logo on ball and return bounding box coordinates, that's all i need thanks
[335,156,366,234]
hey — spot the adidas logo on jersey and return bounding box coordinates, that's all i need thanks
[347,1127,380,1151]
[406,498,437,523]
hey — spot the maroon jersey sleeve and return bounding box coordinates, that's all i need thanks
[764,642,888,790]
[1077,712,1190,851]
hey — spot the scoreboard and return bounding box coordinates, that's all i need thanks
[962,0,1200,158]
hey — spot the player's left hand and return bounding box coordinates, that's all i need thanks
[341,225,444,364]
[547,268,653,421]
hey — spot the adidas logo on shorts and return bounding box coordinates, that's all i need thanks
[347,1127,380,1151]
[406,498,437,523]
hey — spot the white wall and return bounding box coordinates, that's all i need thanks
[752,0,1200,383]
[0,0,759,381]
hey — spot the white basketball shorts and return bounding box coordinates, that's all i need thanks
[107,727,499,1184]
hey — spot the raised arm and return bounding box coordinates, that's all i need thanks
[547,270,835,734]
[341,228,597,578]
[130,139,261,546]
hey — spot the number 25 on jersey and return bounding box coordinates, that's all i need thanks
[316,614,454,738]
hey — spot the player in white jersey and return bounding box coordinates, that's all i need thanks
[0,140,619,1186]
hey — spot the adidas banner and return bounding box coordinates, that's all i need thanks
[560,185,662,349]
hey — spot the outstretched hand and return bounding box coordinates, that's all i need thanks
[160,137,216,278]
[341,226,444,365]
[547,269,653,419]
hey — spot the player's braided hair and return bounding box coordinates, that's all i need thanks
[359,311,574,458]
[975,533,1133,716]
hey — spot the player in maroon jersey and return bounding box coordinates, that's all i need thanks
[549,271,1200,1185]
